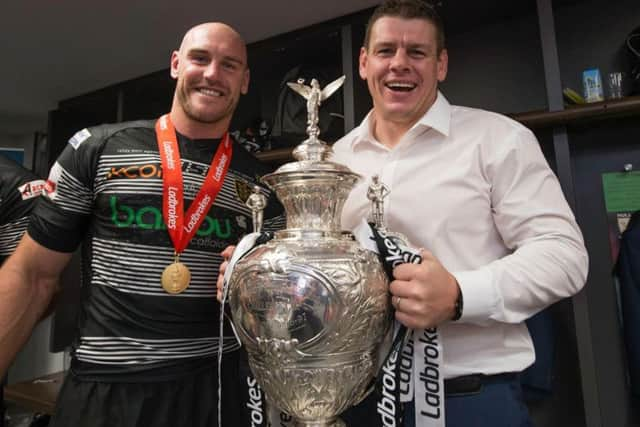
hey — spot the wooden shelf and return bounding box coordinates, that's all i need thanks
[512,95,640,129]
[256,96,640,163]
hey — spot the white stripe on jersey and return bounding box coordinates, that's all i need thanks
[52,167,93,214]
[0,216,29,256]
[75,336,241,365]
[90,237,222,297]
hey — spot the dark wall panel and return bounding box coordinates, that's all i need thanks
[571,117,640,427]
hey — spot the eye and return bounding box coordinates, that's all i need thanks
[376,47,394,57]
[191,54,209,65]
[222,61,238,71]
[408,49,426,58]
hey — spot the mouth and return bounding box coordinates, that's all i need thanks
[384,81,416,92]
[196,87,225,97]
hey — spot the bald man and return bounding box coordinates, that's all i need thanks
[0,23,283,427]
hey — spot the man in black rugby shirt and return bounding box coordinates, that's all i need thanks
[0,156,45,262]
[0,23,282,427]
[0,156,45,427]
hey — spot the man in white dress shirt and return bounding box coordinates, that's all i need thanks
[332,1,588,426]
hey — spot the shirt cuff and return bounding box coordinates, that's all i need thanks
[451,267,499,324]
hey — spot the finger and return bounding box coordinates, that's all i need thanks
[392,262,425,282]
[392,295,416,315]
[391,295,402,310]
[216,278,224,302]
[216,273,225,292]
[395,310,413,327]
[418,248,435,260]
[219,260,228,275]
[389,279,412,299]
[220,245,236,261]
[216,261,229,303]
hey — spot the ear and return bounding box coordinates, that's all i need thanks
[241,68,250,95]
[170,51,180,79]
[358,46,368,81]
[437,49,448,83]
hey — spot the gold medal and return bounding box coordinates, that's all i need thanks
[161,259,191,294]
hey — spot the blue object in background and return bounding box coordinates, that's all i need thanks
[0,149,25,167]
[582,68,605,103]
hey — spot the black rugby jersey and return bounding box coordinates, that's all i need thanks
[0,156,44,260]
[28,120,284,380]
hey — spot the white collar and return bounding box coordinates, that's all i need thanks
[350,91,451,149]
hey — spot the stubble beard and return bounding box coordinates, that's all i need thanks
[177,84,234,125]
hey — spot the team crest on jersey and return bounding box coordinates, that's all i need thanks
[235,180,253,204]
[44,162,63,200]
[18,179,46,200]
[68,128,91,149]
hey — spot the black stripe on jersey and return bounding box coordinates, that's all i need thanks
[75,336,240,365]
[53,164,93,214]
[91,237,221,297]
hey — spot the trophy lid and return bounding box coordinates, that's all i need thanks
[261,75,360,234]
[262,74,357,179]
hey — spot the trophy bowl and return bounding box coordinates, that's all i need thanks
[228,236,390,426]
[227,76,393,426]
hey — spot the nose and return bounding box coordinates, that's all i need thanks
[390,50,410,71]
[203,61,221,80]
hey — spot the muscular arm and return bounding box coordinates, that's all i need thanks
[0,233,72,376]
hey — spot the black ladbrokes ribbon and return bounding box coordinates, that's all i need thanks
[368,223,422,427]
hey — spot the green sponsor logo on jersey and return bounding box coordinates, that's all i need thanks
[110,195,231,238]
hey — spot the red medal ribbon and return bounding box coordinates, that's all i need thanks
[155,114,233,254]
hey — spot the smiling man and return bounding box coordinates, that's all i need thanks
[171,24,249,136]
[332,1,588,426]
[0,22,283,427]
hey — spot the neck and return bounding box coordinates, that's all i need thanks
[372,117,415,149]
[169,109,229,140]
[372,92,439,148]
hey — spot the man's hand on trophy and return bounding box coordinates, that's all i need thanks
[216,245,236,302]
[390,249,460,329]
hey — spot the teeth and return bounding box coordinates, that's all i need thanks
[386,82,415,89]
[198,88,223,96]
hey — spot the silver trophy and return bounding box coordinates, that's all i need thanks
[227,76,392,427]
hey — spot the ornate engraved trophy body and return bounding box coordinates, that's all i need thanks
[227,76,392,426]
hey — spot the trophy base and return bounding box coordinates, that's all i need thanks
[294,418,346,427]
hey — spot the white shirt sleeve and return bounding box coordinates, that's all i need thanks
[453,126,588,325]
